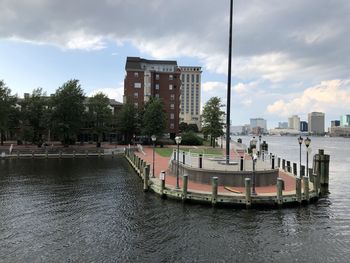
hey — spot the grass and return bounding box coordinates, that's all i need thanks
[155,146,223,157]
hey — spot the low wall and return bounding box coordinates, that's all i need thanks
[170,160,279,187]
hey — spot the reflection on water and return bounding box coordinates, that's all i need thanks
[1,137,350,262]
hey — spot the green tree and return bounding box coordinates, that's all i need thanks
[0,80,17,145]
[86,93,113,144]
[51,79,85,146]
[179,122,188,133]
[116,102,139,143]
[201,97,225,147]
[20,88,50,144]
[142,98,166,138]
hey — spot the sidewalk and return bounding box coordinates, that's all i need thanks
[134,146,296,195]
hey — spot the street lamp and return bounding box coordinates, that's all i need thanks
[250,137,258,195]
[175,136,182,189]
[298,136,303,177]
[151,135,157,178]
[305,137,311,177]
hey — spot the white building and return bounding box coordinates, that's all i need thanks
[288,115,300,131]
[179,66,202,129]
[308,112,325,134]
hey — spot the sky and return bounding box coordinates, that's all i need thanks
[1,0,350,129]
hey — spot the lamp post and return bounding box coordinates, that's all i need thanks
[151,135,156,178]
[258,135,262,158]
[305,137,311,178]
[250,137,258,195]
[298,136,303,177]
[133,134,136,149]
[175,136,182,189]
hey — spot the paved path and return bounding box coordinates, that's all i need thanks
[135,146,296,195]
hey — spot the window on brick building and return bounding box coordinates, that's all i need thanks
[170,123,174,129]
[170,94,175,100]
[169,84,173,90]
[170,113,174,119]
[170,103,174,109]
[134,83,141,88]
[156,74,160,80]
[155,84,159,90]
[134,72,139,78]
[134,92,138,98]
[169,74,173,80]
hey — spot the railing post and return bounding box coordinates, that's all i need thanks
[271,155,275,169]
[293,163,297,176]
[296,177,302,204]
[182,174,188,201]
[303,176,310,202]
[276,178,284,206]
[182,151,185,165]
[160,171,166,197]
[199,154,203,169]
[240,156,244,171]
[143,164,150,192]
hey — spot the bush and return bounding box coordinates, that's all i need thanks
[181,132,203,146]
[157,138,175,146]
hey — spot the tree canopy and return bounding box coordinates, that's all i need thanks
[116,102,139,143]
[0,80,17,145]
[142,98,166,138]
[201,97,225,147]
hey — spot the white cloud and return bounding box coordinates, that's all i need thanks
[88,84,124,102]
[266,79,350,117]
[202,81,226,92]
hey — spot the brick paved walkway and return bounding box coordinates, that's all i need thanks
[135,146,296,195]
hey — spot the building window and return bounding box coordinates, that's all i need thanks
[170,113,174,120]
[134,92,138,98]
[134,102,138,108]
[134,72,139,78]
[155,94,160,98]
[170,123,174,129]
[169,84,173,90]
[156,74,160,80]
[155,84,160,90]
[170,94,175,100]
[196,75,200,83]
[170,103,175,109]
[134,83,141,88]
[181,75,185,82]
[169,74,173,80]
[191,74,194,82]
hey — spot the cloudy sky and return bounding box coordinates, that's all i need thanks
[1,0,350,128]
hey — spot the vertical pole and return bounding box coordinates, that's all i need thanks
[211,177,218,206]
[303,176,310,202]
[240,156,244,171]
[278,157,281,168]
[199,154,203,169]
[271,155,275,169]
[276,178,284,206]
[160,171,166,197]
[282,159,285,170]
[225,0,233,164]
[176,143,180,188]
[252,158,256,195]
[143,164,150,192]
[296,177,302,204]
[182,151,185,165]
[245,178,251,207]
[73,150,76,158]
[293,163,297,176]
[182,174,188,201]
[300,165,305,178]
[152,143,155,178]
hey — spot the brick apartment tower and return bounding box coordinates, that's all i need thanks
[124,57,181,139]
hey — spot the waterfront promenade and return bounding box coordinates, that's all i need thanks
[134,146,297,195]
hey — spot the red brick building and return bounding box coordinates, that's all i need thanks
[124,57,181,138]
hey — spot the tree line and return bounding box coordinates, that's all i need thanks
[0,78,225,147]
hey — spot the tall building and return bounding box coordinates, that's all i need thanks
[278,122,288,129]
[308,112,325,134]
[124,57,181,138]
[300,121,308,132]
[331,120,340,127]
[250,118,267,134]
[340,115,350,126]
[288,115,300,130]
[179,66,202,129]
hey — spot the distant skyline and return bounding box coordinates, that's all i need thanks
[1,0,350,128]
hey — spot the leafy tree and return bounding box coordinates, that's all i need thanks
[179,122,188,132]
[180,131,203,145]
[116,102,139,143]
[51,79,85,146]
[201,97,225,147]
[187,123,199,133]
[20,88,50,144]
[0,80,16,145]
[142,98,166,138]
[86,93,113,143]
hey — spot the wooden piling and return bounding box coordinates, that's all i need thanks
[303,176,310,202]
[182,174,188,201]
[211,177,218,206]
[276,178,284,205]
[245,178,252,207]
[296,177,302,204]
[143,164,150,192]
[160,171,166,197]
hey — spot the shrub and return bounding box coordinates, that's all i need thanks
[181,132,203,146]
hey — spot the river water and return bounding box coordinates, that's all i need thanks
[1,137,350,262]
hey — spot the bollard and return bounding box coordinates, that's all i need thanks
[45,151,48,159]
[59,151,62,158]
[240,156,244,171]
[293,163,297,176]
[199,154,203,168]
[271,155,275,169]
[211,177,218,206]
[182,174,188,201]
[315,149,330,195]
[32,151,34,158]
[303,176,310,202]
[160,171,166,197]
[143,164,150,191]
[245,178,252,207]
[296,177,302,204]
[98,150,101,158]
[182,151,185,165]
[73,150,76,158]
[282,159,286,170]
[276,178,284,205]
[173,149,176,160]
[314,173,320,197]
[300,165,305,178]
[278,157,281,168]
[287,161,291,173]
[112,151,114,158]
